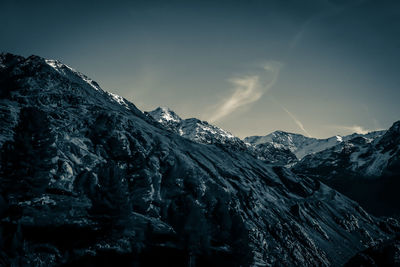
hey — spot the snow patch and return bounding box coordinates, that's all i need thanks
[45,59,101,91]
[108,92,130,110]
[159,107,180,122]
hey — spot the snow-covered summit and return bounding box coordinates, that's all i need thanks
[45,59,102,92]
[0,53,136,114]
[148,107,182,123]
[148,107,245,149]
[245,130,386,160]
[293,121,399,178]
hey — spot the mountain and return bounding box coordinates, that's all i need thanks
[292,121,400,217]
[249,141,298,166]
[293,123,400,179]
[245,130,385,160]
[245,127,400,217]
[149,107,298,165]
[147,107,182,130]
[0,53,398,266]
[147,107,247,151]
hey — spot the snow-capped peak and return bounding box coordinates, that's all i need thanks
[148,107,246,150]
[45,59,102,91]
[244,130,386,160]
[149,107,182,123]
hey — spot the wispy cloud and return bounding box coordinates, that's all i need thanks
[281,105,312,137]
[269,97,312,137]
[333,125,383,135]
[208,61,282,122]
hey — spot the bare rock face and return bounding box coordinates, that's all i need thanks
[0,53,397,266]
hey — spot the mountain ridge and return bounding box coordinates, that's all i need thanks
[245,129,386,160]
[148,105,400,218]
[0,53,398,266]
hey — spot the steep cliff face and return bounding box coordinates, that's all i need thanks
[0,53,397,266]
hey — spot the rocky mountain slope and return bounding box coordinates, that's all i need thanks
[147,107,247,151]
[245,126,400,217]
[148,107,297,165]
[292,122,400,217]
[292,122,399,179]
[0,53,398,266]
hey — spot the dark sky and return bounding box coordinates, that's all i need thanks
[1,0,399,138]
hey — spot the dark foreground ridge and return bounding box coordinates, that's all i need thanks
[0,53,398,266]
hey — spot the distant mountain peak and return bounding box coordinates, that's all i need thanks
[335,135,343,142]
[148,107,246,150]
[245,129,386,160]
[149,106,182,123]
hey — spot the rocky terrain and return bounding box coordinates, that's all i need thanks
[147,107,247,151]
[290,122,400,217]
[148,107,297,166]
[0,53,399,266]
[292,124,399,179]
[243,125,400,218]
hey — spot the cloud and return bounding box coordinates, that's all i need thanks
[280,105,312,137]
[208,61,282,122]
[268,97,312,137]
[208,75,261,122]
[334,125,380,135]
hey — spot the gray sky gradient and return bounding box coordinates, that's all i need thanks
[1,0,399,138]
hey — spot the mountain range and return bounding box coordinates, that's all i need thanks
[0,53,399,266]
[149,106,400,218]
